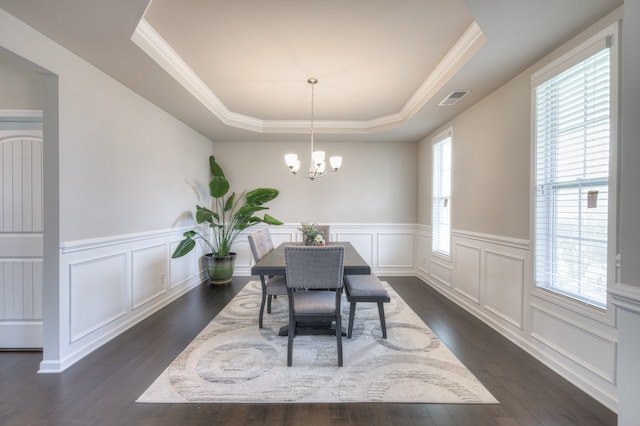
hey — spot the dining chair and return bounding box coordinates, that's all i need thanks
[316,225,330,242]
[284,245,345,367]
[248,229,287,328]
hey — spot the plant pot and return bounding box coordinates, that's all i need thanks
[203,253,236,285]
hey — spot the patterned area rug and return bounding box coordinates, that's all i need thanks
[137,281,498,404]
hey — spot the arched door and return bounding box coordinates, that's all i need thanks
[0,133,43,348]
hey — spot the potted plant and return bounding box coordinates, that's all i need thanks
[299,222,326,246]
[172,155,283,284]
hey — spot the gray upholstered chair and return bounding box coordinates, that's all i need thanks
[248,229,287,328]
[284,245,345,367]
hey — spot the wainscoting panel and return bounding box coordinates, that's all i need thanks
[452,243,481,303]
[337,232,374,268]
[169,240,196,289]
[232,239,253,273]
[51,223,621,411]
[377,232,414,269]
[429,258,452,287]
[53,228,206,372]
[69,253,128,343]
[530,305,616,383]
[131,244,168,310]
[419,229,618,411]
[417,230,430,272]
[483,249,524,329]
[270,229,297,246]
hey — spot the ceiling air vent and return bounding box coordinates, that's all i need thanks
[438,90,470,106]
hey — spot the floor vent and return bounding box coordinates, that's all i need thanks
[438,90,470,106]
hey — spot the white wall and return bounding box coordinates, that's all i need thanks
[1,8,214,371]
[417,7,624,411]
[212,140,418,224]
[0,54,42,110]
[418,72,531,239]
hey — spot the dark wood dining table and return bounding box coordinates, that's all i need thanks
[250,241,371,336]
[250,241,371,277]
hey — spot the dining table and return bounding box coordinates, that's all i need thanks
[250,241,371,277]
[250,241,371,336]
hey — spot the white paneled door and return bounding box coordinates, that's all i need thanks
[0,133,43,348]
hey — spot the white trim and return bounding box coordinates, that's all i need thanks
[609,283,640,314]
[0,109,43,122]
[131,19,485,135]
[451,229,529,250]
[530,20,620,314]
[532,23,618,86]
[60,225,206,253]
[531,287,615,327]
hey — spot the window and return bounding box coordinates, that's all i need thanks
[432,130,452,256]
[533,28,617,309]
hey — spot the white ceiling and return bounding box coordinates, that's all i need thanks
[0,0,623,143]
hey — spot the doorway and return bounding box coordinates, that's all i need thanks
[0,120,44,348]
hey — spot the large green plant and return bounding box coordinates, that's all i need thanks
[172,155,282,258]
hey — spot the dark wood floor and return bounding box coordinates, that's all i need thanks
[0,276,616,426]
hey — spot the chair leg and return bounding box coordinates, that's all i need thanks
[259,292,266,329]
[287,320,295,367]
[336,312,343,367]
[267,295,273,313]
[377,302,387,339]
[347,301,356,338]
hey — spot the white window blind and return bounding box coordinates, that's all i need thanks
[534,45,611,309]
[432,134,451,256]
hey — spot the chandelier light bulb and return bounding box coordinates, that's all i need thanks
[312,150,325,165]
[330,156,342,170]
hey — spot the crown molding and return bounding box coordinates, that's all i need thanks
[132,19,484,135]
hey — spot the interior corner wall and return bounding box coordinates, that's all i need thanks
[1,8,215,371]
[619,0,640,287]
[1,10,215,243]
[614,1,640,424]
[418,71,531,240]
[211,140,419,224]
[415,8,625,411]
[0,54,43,109]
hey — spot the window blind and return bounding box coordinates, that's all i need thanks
[432,135,451,256]
[534,46,611,309]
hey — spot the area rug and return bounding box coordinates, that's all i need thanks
[137,281,498,404]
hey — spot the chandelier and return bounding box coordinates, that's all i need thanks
[284,78,342,180]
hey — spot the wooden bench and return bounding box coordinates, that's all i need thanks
[344,274,390,338]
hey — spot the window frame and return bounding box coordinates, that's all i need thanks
[432,128,453,258]
[530,22,619,314]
